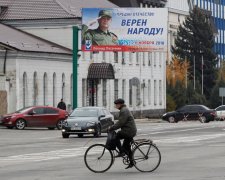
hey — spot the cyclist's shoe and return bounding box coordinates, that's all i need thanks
[125,163,134,169]
[115,152,125,158]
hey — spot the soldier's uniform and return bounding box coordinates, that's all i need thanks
[82,10,118,46]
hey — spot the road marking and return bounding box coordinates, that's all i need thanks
[154,133,225,143]
[137,126,217,136]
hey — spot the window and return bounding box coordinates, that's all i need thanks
[102,52,106,62]
[82,79,87,107]
[143,52,146,66]
[114,52,118,63]
[122,79,126,99]
[148,80,151,105]
[143,80,146,106]
[129,79,132,106]
[90,52,93,60]
[153,52,156,66]
[70,74,73,106]
[154,80,157,105]
[159,80,162,105]
[136,52,139,64]
[53,73,56,107]
[148,52,151,66]
[23,72,28,108]
[43,73,48,105]
[114,79,118,100]
[129,52,132,64]
[33,72,38,106]
[62,73,65,99]
[122,52,125,64]
[103,80,107,107]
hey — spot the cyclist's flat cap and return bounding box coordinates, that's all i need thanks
[114,98,125,104]
[99,10,112,18]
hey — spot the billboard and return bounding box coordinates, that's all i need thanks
[82,8,168,52]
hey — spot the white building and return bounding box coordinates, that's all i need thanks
[0,0,167,117]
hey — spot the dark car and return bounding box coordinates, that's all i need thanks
[62,107,114,138]
[162,104,216,123]
[0,106,68,130]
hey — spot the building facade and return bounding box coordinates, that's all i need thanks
[193,0,225,61]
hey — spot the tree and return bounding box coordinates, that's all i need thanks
[172,6,217,98]
[166,56,189,88]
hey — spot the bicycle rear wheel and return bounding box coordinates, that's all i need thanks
[132,143,161,172]
[84,144,113,173]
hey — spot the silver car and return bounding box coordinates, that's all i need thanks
[215,105,225,121]
[62,107,114,138]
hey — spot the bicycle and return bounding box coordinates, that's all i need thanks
[84,138,161,173]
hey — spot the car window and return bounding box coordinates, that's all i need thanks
[98,109,105,116]
[45,108,58,114]
[70,108,98,117]
[103,109,109,115]
[177,106,189,112]
[33,108,45,114]
[216,106,225,111]
[15,107,32,113]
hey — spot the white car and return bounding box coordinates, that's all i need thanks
[215,105,225,121]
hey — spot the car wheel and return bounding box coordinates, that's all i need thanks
[168,116,175,123]
[56,119,64,130]
[62,133,70,138]
[94,125,101,137]
[199,116,207,123]
[15,119,26,130]
[78,134,83,138]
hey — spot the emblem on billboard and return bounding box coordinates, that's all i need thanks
[85,40,92,50]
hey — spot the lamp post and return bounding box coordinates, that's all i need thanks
[72,26,79,109]
[201,54,204,95]
[193,55,195,90]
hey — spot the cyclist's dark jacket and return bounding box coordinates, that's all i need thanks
[110,105,137,137]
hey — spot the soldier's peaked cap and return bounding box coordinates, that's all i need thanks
[99,10,112,18]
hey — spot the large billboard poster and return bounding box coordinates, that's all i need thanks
[82,8,168,52]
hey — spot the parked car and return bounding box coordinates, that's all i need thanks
[0,106,68,130]
[215,105,225,121]
[162,104,216,123]
[62,107,114,138]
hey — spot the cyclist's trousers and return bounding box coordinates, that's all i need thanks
[116,131,134,162]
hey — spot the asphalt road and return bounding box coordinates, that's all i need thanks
[0,120,225,180]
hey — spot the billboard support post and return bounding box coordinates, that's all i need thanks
[73,26,78,109]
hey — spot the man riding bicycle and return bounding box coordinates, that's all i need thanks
[108,98,137,169]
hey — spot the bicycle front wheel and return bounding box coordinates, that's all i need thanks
[84,144,113,173]
[133,143,161,172]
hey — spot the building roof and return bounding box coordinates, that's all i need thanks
[0,0,118,20]
[0,23,72,54]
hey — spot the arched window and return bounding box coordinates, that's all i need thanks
[33,72,38,105]
[23,72,28,107]
[62,73,65,99]
[53,73,56,107]
[70,74,73,107]
[43,73,48,105]
[129,77,141,107]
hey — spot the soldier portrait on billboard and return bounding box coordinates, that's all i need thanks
[82,9,118,46]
